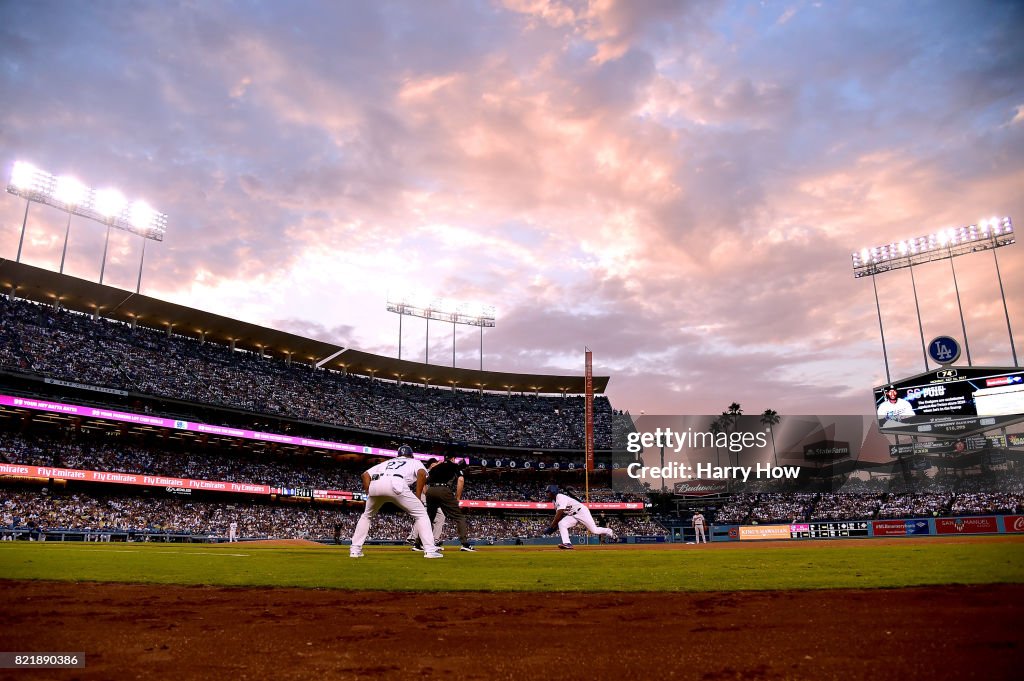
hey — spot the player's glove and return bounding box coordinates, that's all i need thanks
[543,526,556,535]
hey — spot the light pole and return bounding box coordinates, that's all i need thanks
[6,161,168,290]
[53,175,88,274]
[946,244,972,365]
[908,259,928,370]
[386,297,496,369]
[853,217,1015,377]
[983,217,1019,366]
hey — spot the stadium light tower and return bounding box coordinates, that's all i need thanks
[52,175,88,273]
[9,162,54,263]
[7,160,168,292]
[387,295,496,370]
[852,216,1017,372]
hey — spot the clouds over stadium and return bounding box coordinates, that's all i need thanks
[1,1,1022,416]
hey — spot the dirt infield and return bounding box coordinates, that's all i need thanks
[1,580,1020,680]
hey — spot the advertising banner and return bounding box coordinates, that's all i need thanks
[803,440,850,459]
[673,480,728,496]
[906,519,931,535]
[0,463,276,496]
[872,519,930,536]
[0,395,449,463]
[1002,515,1024,533]
[935,517,998,534]
[458,500,645,510]
[738,525,792,541]
[873,520,909,536]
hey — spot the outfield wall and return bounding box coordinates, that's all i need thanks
[711,515,1024,541]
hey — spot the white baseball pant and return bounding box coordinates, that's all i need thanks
[408,498,446,543]
[558,506,615,545]
[351,476,438,553]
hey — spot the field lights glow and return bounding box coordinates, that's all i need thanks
[852,217,1013,270]
[851,216,1014,278]
[7,160,167,240]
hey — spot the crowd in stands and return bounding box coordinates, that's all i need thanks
[0,489,665,542]
[0,431,364,491]
[710,472,1024,524]
[0,295,613,450]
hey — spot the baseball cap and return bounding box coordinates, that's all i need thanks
[397,445,414,457]
[546,484,559,495]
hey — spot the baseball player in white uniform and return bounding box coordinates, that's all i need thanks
[877,386,915,422]
[692,511,707,544]
[407,458,446,550]
[407,505,446,549]
[228,521,238,543]
[350,449,442,558]
[543,485,617,549]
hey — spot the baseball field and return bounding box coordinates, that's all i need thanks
[1,536,1022,679]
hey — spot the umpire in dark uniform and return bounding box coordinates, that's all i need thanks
[425,454,475,552]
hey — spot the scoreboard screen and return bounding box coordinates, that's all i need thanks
[788,522,870,539]
[874,366,1024,437]
[807,521,869,539]
[280,487,315,498]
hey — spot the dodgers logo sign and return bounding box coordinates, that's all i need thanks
[928,336,961,366]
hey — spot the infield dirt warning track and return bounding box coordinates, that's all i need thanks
[1,535,1022,680]
[0,580,1020,681]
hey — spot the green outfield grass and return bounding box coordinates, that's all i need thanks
[1,539,1022,592]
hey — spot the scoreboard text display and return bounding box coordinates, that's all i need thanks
[874,366,1024,437]
[737,522,871,541]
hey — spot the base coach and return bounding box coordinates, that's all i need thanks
[425,454,476,552]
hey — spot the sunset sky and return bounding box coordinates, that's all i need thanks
[1,1,1022,417]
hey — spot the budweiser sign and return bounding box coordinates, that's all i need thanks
[674,480,728,496]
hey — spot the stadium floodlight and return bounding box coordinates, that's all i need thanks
[10,161,55,198]
[53,176,88,274]
[853,216,1018,382]
[7,159,169,292]
[53,176,87,207]
[129,200,156,230]
[387,295,497,327]
[7,160,168,241]
[851,216,1013,273]
[94,188,126,217]
[387,294,497,370]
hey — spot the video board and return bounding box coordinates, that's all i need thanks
[873,366,1024,437]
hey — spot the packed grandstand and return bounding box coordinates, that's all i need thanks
[1,268,1022,544]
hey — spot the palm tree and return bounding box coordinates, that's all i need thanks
[760,408,780,468]
[709,417,723,468]
[718,411,732,467]
[720,403,745,466]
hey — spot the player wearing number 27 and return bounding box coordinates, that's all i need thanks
[350,446,442,558]
[543,485,617,549]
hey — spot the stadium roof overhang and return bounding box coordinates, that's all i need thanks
[0,259,608,395]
